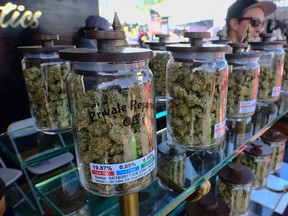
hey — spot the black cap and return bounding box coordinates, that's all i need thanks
[85,15,110,30]
[226,0,276,24]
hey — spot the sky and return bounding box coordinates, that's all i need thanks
[99,0,236,29]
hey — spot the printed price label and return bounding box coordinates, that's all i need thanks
[272,86,281,97]
[214,120,226,139]
[239,100,256,113]
[90,150,155,184]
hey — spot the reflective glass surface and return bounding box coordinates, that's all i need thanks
[0,126,74,169]
[24,91,288,215]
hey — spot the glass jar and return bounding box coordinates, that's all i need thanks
[166,32,229,150]
[249,34,285,103]
[226,117,253,154]
[60,30,157,197]
[185,193,230,216]
[260,128,287,173]
[252,102,278,134]
[276,90,288,114]
[146,34,176,99]
[226,43,260,119]
[158,142,186,190]
[216,162,253,216]
[210,39,232,45]
[187,141,225,181]
[210,36,232,46]
[241,140,272,189]
[281,41,288,91]
[18,35,74,134]
[210,31,232,46]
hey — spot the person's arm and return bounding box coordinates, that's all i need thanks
[0,178,6,216]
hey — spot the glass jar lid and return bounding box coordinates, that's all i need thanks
[210,32,232,45]
[218,162,253,185]
[59,30,152,62]
[59,47,152,62]
[210,39,232,45]
[248,33,286,48]
[244,140,273,156]
[166,32,230,53]
[18,34,74,53]
[225,43,261,60]
[185,193,230,216]
[261,128,288,143]
[146,34,177,50]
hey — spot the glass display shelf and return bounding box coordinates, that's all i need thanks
[34,91,288,216]
[0,100,166,170]
[0,127,74,169]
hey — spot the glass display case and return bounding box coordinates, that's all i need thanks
[30,90,288,216]
[2,91,288,216]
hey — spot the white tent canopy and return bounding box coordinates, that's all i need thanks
[99,0,235,28]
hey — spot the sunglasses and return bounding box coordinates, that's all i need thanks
[238,17,265,28]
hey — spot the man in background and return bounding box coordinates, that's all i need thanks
[77,15,110,48]
[225,0,276,42]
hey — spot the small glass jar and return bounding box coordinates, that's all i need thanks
[226,43,261,119]
[146,34,176,99]
[166,32,229,150]
[249,33,286,103]
[18,35,74,134]
[241,140,272,189]
[216,162,253,216]
[252,102,278,134]
[276,90,288,114]
[260,128,287,173]
[187,141,225,180]
[158,142,186,190]
[226,117,253,153]
[60,30,157,197]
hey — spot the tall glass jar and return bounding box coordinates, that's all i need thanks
[226,43,261,119]
[146,34,176,99]
[241,140,272,189]
[216,162,253,216]
[281,38,288,91]
[60,30,157,197]
[260,128,287,173]
[249,34,286,104]
[166,32,229,150]
[18,35,74,134]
